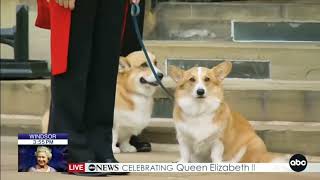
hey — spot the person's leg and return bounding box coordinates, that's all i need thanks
[120,0,145,56]
[84,0,125,161]
[49,0,97,162]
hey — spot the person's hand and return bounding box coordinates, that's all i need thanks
[131,0,140,4]
[46,0,76,10]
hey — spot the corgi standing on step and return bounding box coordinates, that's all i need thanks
[168,61,283,163]
[113,51,163,153]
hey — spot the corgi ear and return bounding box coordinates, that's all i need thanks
[168,65,184,82]
[119,56,130,72]
[210,61,232,81]
[147,51,156,61]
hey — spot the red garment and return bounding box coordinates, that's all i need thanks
[35,0,70,75]
[35,0,129,75]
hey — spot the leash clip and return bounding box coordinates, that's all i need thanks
[131,3,140,16]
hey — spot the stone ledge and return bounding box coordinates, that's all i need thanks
[157,78,320,93]
[147,118,320,131]
[0,114,42,136]
[145,40,320,81]
[140,118,320,156]
[145,40,320,50]
[155,2,320,20]
[0,80,50,115]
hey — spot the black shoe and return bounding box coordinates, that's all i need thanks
[66,160,110,177]
[129,135,152,152]
[100,157,130,175]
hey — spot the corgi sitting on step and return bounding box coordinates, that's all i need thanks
[113,51,163,153]
[168,61,283,163]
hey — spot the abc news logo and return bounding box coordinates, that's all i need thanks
[88,164,120,172]
[289,154,307,172]
[68,163,120,173]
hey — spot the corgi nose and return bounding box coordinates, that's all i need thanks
[157,72,164,80]
[197,88,205,96]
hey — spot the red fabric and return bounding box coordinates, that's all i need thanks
[35,0,71,75]
[121,0,129,47]
[35,0,128,75]
[49,1,71,75]
[35,0,50,29]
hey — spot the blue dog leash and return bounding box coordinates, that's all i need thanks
[130,4,174,100]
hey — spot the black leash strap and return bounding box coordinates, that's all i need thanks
[130,4,174,100]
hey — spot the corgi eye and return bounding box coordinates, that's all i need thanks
[204,77,210,82]
[154,61,158,66]
[141,63,148,67]
[189,77,196,82]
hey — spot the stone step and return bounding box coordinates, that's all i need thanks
[139,118,320,156]
[0,80,50,116]
[2,135,320,164]
[146,2,320,40]
[231,21,320,42]
[154,2,320,21]
[157,0,320,4]
[160,78,320,91]
[150,143,320,163]
[145,41,320,81]
[2,79,320,120]
[152,79,320,122]
[0,114,42,136]
[2,114,320,157]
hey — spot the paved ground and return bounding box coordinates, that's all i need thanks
[1,136,319,180]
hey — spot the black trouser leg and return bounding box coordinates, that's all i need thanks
[49,0,98,162]
[120,0,145,56]
[84,0,125,161]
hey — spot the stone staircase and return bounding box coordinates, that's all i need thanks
[146,1,320,41]
[140,0,320,156]
[1,0,320,157]
[2,79,320,155]
[138,79,320,156]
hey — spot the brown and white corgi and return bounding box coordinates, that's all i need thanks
[168,61,283,163]
[41,51,162,153]
[113,51,163,153]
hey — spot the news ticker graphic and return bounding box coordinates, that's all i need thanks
[17,134,317,173]
[68,163,320,173]
[18,133,68,145]
[18,133,69,172]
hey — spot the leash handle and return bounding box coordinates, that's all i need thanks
[130,4,174,100]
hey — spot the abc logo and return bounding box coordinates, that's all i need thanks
[88,164,96,171]
[289,154,307,172]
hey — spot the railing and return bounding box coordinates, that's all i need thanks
[0,5,50,80]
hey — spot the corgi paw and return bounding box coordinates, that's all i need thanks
[177,159,189,163]
[120,144,137,153]
[112,146,121,154]
[212,159,223,163]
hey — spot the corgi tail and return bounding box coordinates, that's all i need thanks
[260,152,288,163]
[270,154,289,163]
